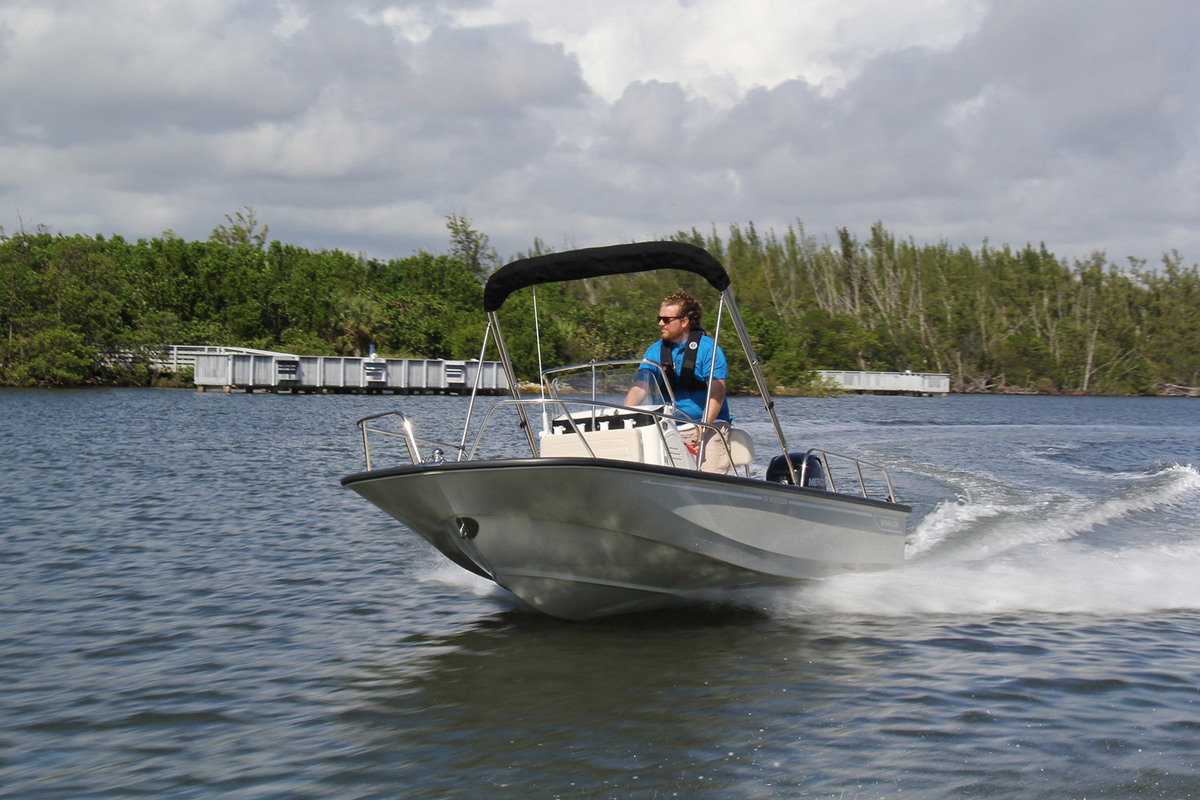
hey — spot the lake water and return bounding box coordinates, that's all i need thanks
[3,388,1199,799]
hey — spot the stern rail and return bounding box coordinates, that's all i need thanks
[805,449,899,504]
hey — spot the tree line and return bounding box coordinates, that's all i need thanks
[1,209,1197,395]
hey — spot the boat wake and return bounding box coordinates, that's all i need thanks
[769,463,1200,618]
[907,462,1200,559]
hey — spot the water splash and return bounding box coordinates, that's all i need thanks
[773,538,1200,617]
[424,561,501,598]
[771,463,1200,618]
[908,463,1200,560]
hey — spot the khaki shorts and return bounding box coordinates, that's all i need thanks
[699,420,731,474]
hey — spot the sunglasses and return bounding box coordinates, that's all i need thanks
[657,315,685,324]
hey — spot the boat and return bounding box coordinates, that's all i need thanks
[341,241,910,620]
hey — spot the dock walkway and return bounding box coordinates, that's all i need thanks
[182,347,507,395]
[817,370,949,396]
[113,346,948,397]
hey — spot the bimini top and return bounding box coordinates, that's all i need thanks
[483,241,731,313]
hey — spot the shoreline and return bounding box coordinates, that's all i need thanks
[2,379,1195,398]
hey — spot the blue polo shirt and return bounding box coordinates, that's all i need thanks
[637,335,731,423]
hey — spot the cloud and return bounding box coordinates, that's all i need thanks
[453,0,986,102]
[0,0,1197,264]
[0,2,311,143]
[405,22,585,113]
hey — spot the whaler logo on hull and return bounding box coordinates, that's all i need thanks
[874,515,903,532]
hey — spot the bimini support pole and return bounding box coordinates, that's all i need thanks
[721,290,799,485]
[696,294,726,468]
[457,322,493,461]
[487,311,539,457]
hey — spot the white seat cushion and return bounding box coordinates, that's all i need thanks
[727,428,755,467]
[539,428,644,462]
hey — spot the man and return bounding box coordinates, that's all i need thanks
[623,290,732,473]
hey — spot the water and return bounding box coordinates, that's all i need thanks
[3,388,1200,798]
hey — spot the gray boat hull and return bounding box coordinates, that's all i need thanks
[342,458,909,620]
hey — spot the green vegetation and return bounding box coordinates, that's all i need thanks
[1,210,1198,395]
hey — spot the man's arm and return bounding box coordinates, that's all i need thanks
[702,379,726,425]
[683,378,726,447]
[624,380,649,407]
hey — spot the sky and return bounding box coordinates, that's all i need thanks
[2,0,1199,265]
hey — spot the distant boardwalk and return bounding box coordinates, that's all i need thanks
[183,347,508,395]
[116,346,947,397]
[817,370,950,396]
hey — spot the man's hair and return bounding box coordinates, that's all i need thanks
[663,290,702,325]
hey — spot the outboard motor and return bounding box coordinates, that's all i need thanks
[766,452,826,490]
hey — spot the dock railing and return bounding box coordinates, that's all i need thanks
[97,345,282,372]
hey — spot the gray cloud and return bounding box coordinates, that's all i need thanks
[406,23,586,113]
[1,0,1198,264]
[585,0,1200,259]
[0,3,311,143]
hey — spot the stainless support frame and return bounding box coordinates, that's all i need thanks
[486,311,540,457]
[720,290,799,485]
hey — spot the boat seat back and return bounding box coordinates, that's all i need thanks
[727,428,755,467]
[645,420,695,469]
[538,427,644,463]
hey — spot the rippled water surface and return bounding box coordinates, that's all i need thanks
[3,388,1200,798]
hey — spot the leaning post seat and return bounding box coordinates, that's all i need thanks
[727,428,755,468]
